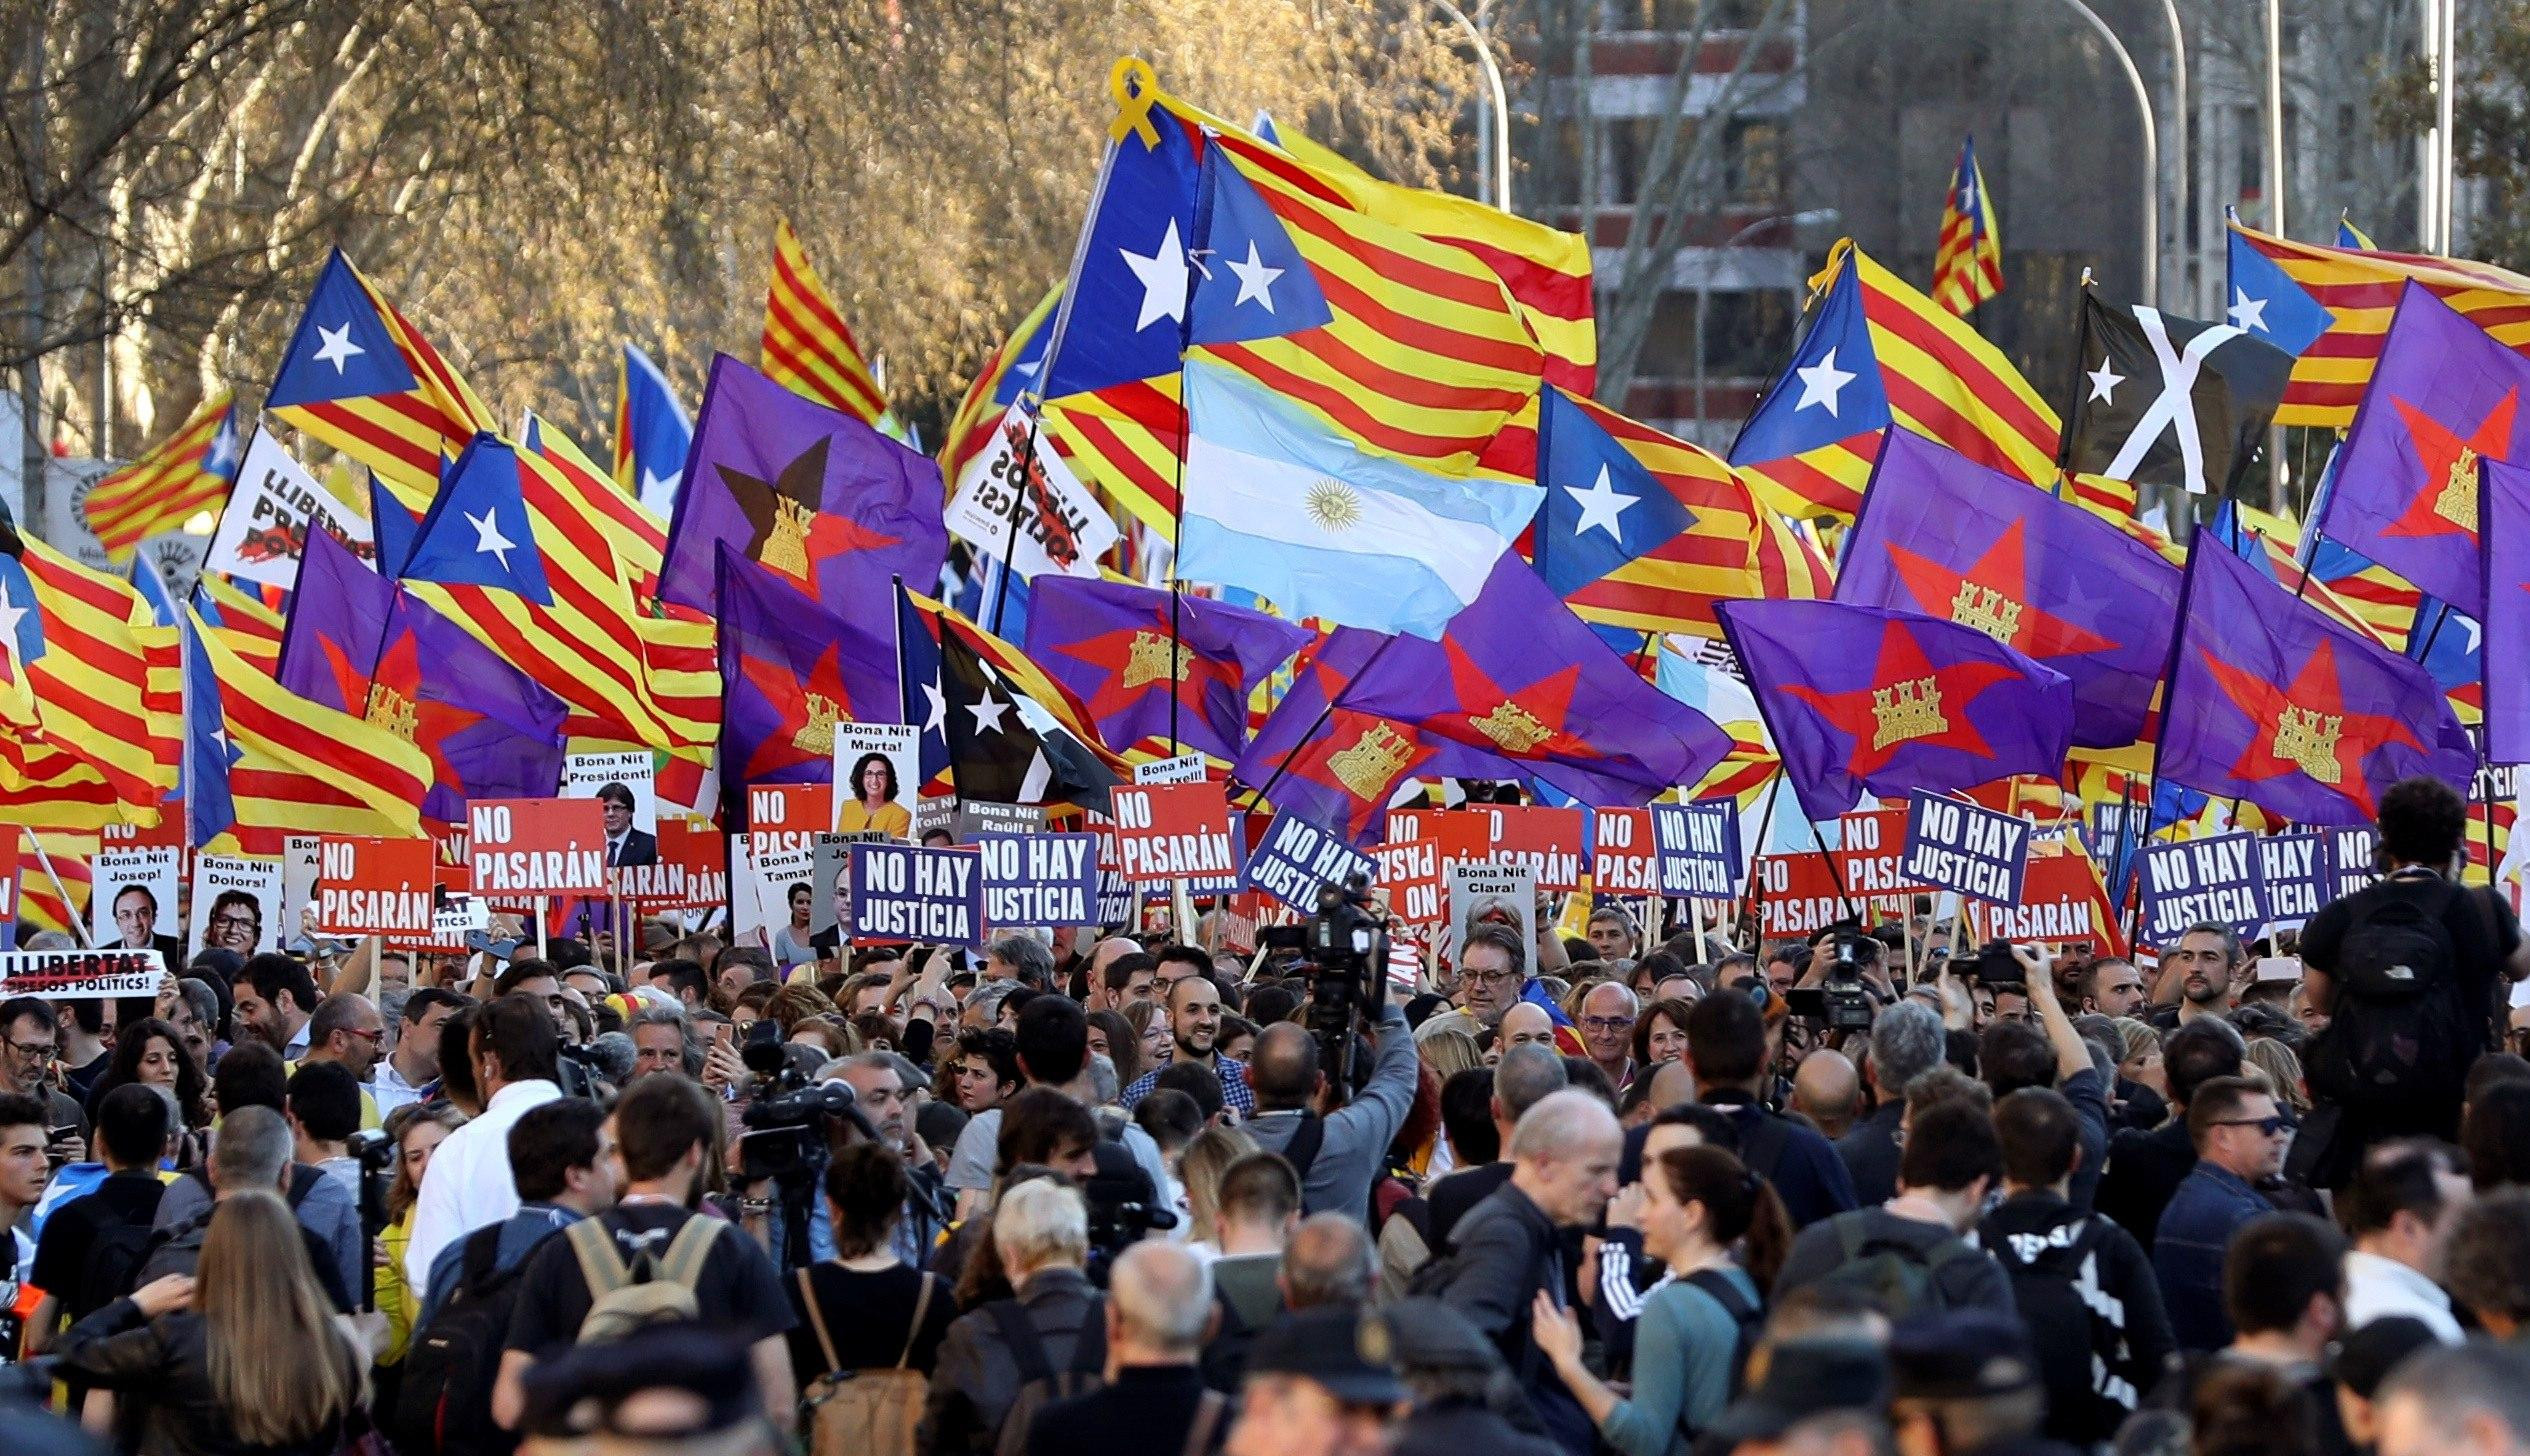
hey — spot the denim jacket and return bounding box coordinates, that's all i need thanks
[2152,1163,2273,1351]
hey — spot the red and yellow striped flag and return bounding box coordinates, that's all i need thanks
[7,537,181,820]
[1930,137,2003,315]
[944,285,1062,487]
[14,831,93,935]
[195,572,287,676]
[762,219,889,426]
[83,396,240,561]
[1543,391,1766,641]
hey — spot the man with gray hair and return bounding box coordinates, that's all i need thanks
[1428,1089,1624,1456]
[984,932,1055,989]
[1023,1240,1224,1456]
[927,1179,1099,1454]
[2373,1341,2530,1456]
[1575,981,1640,1091]
[625,999,700,1080]
[1280,1211,1377,1311]
[1837,997,1947,1204]
[133,1104,354,1309]
[1428,1044,1569,1251]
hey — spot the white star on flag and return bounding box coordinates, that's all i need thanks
[1957,174,1975,214]
[2226,288,2270,334]
[2085,358,2125,403]
[968,691,1010,736]
[920,680,948,736]
[1795,348,1857,416]
[1120,221,1190,331]
[465,507,518,569]
[0,581,25,662]
[1563,465,1640,543]
[206,422,238,473]
[1224,241,1284,312]
[313,323,366,373]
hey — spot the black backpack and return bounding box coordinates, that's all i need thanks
[1982,1215,2139,1442]
[1678,1269,1762,1404]
[77,1216,162,1319]
[390,1224,537,1456]
[2306,879,2479,1121]
[1810,1216,1980,1321]
[985,1295,1107,1456]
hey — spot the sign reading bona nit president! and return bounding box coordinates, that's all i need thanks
[468,799,610,896]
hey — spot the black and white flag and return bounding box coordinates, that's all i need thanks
[2060,292,2292,497]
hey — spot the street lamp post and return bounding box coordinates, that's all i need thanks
[2048,0,2159,304]
[1695,207,1840,435]
[1432,0,1513,215]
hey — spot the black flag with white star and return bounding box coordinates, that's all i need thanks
[2059,291,2292,498]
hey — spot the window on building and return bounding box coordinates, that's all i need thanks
[1606,117,1696,206]
[1625,286,1797,384]
[1724,118,1788,207]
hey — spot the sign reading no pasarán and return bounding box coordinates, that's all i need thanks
[468,799,609,896]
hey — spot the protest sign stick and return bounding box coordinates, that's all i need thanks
[28,837,92,949]
[1805,813,1859,923]
[535,896,549,959]
[1732,782,1783,939]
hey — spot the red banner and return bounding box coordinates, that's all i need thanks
[620,821,729,909]
[1591,808,1659,897]
[1968,854,2126,956]
[466,799,609,897]
[1110,784,1241,885]
[1481,805,1589,890]
[1374,838,1446,925]
[314,836,437,935]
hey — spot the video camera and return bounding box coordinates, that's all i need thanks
[1303,874,1389,1095]
[1081,1142,1179,1282]
[733,1020,875,1269]
[1786,928,1878,1033]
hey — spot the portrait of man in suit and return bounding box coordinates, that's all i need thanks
[597,781,657,867]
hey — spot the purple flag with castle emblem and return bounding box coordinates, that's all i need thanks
[661,354,947,620]
[1839,428,2179,750]
[2490,456,2530,765]
[2160,534,2474,825]
[1715,597,2075,822]
[1026,577,1312,761]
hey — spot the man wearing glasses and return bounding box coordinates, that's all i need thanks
[2153,1075,2292,1350]
[297,992,389,1130]
[0,996,89,1162]
[1574,982,1639,1090]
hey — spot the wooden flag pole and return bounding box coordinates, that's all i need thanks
[27,836,92,949]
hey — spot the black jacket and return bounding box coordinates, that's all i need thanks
[1392,1399,1570,1456]
[1024,1364,1224,1456]
[2097,1119,2196,1254]
[48,1299,354,1456]
[1978,1191,2176,1448]
[1428,1182,1593,1456]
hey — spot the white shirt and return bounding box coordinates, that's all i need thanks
[403,1078,562,1288]
[2342,1248,2465,1343]
[372,1059,429,1119]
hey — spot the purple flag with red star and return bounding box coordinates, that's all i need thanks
[1716,598,2076,822]
[276,527,393,713]
[1839,428,2180,750]
[370,590,568,821]
[661,353,947,620]
[2316,283,2530,618]
[1026,577,1312,761]
[1338,557,1732,810]
[1232,632,1439,845]
[2490,457,2530,765]
[718,546,898,789]
[2160,534,2474,824]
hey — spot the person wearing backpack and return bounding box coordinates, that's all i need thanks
[1023,1240,1228,1456]
[493,1074,795,1432]
[1772,1098,2015,1321]
[1977,1088,2173,1448]
[1529,1144,1790,1454]
[2299,777,2530,1189]
[789,1141,953,1456]
[923,1178,1106,1456]
[27,1084,170,1346]
[1681,990,1859,1227]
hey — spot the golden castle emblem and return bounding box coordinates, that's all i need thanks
[1123,631,1190,690]
[1472,700,1553,754]
[365,685,419,743]
[2435,446,2479,531]
[2273,705,2345,784]
[794,692,841,756]
[1328,722,1413,800]
[762,496,817,580]
[1871,676,1947,750]
[1948,581,2023,643]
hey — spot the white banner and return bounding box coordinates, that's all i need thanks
[945,403,1118,580]
[205,429,374,588]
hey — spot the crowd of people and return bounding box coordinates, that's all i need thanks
[7,774,2530,1456]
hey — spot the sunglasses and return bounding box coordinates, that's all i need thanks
[2213,1114,2292,1137]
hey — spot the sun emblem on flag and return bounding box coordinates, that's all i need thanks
[1305,478,1364,533]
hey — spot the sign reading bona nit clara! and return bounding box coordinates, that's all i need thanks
[468,799,611,896]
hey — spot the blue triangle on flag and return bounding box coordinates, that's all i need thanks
[1536,387,1697,597]
[1728,262,1890,466]
[265,249,420,409]
[1188,148,1331,347]
[399,436,554,605]
[2223,231,2337,358]
[1038,117,1204,401]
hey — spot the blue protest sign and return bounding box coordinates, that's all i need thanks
[2326,826,2380,899]
[1652,799,1739,898]
[974,832,1102,927]
[1244,812,1378,913]
[2253,832,2330,925]
[1898,796,2030,905]
[849,842,984,948]
[2136,832,2267,947]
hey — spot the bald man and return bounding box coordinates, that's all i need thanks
[1497,1001,1558,1056]
[1088,937,1152,1011]
[1576,982,1639,1091]
[1791,1048,1862,1141]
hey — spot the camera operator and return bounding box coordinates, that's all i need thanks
[945,996,1172,1222]
[1244,1002,1417,1219]
[827,1052,952,1262]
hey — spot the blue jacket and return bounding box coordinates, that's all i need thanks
[2153,1163,2272,1351]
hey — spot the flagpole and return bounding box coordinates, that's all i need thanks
[1732,777,1782,942]
[1164,136,1218,758]
[27,835,93,949]
[2476,728,2498,888]
[1235,636,1403,813]
[1805,811,1860,924]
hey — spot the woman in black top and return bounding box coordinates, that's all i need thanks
[787,1140,955,1379]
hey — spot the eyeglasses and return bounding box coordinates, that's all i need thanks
[1579,1016,1634,1034]
[1457,969,1522,990]
[2213,1115,2292,1137]
[345,1026,387,1042]
[6,1040,56,1062]
[212,913,259,933]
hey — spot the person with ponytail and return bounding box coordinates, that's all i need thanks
[1529,1144,1791,1453]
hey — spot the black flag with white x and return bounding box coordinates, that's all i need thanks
[2059,291,2292,497]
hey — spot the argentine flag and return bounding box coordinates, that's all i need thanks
[1178,359,1541,639]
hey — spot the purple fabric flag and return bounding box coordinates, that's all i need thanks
[1233,631,1433,845]
[371,590,567,821]
[662,353,947,620]
[717,546,898,789]
[1338,556,1732,808]
[1715,597,2075,822]
[2490,457,2530,765]
[2160,534,2474,825]
[275,527,394,713]
[1027,577,1312,761]
[2317,282,2530,617]
[1839,428,2179,750]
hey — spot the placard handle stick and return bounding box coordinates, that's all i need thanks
[535,896,549,959]
[30,837,93,948]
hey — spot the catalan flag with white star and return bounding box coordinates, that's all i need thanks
[83,396,240,561]
[0,533,180,825]
[1930,136,2003,315]
[762,219,890,427]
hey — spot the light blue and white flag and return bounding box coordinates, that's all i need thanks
[1178,358,1540,639]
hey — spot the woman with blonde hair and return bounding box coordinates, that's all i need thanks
[376,1101,465,1365]
[1177,1122,1258,1258]
[2242,1036,2311,1118]
[54,1189,369,1455]
[1416,1026,1484,1082]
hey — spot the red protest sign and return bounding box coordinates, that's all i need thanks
[746,783,833,836]
[1481,805,1588,890]
[466,799,609,897]
[1832,808,1928,898]
[314,836,436,935]
[1969,854,2125,955]
[620,821,728,909]
[1386,810,1489,870]
[1110,784,1241,885]
[100,817,184,851]
[1591,808,1659,897]
[1753,850,1919,938]
[1374,838,1445,925]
